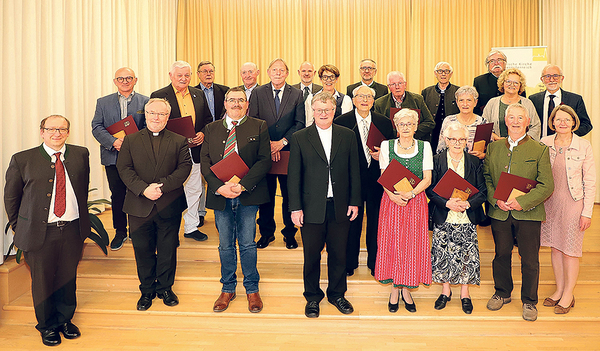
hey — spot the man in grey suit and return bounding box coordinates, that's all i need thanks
[248,58,305,249]
[292,61,322,102]
[5,115,90,346]
[92,67,148,250]
[346,59,388,99]
[529,64,593,137]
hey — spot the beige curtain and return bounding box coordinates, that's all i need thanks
[540,0,600,201]
[0,0,178,260]
[177,0,538,94]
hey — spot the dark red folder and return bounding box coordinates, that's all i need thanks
[377,159,421,193]
[493,172,539,201]
[268,151,290,175]
[106,115,139,138]
[472,122,494,152]
[210,151,250,183]
[166,116,196,143]
[366,123,386,151]
[432,168,479,200]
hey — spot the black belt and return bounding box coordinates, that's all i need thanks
[47,219,76,227]
[326,198,334,202]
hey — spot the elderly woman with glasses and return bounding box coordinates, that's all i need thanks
[375,108,433,314]
[304,64,352,126]
[482,68,541,141]
[426,122,487,314]
[540,105,596,315]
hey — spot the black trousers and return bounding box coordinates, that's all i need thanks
[24,220,83,331]
[346,185,383,272]
[301,200,350,302]
[491,216,541,305]
[257,174,297,238]
[129,208,181,295]
[105,165,128,234]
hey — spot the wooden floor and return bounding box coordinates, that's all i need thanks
[2,202,600,350]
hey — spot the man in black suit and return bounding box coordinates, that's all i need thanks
[117,98,192,311]
[201,87,271,314]
[529,64,593,137]
[346,59,388,99]
[150,61,212,242]
[292,61,322,102]
[248,58,305,249]
[5,115,90,346]
[195,61,229,121]
[334,85,395,277]
[288,91,361,318]
[239,62,260,100]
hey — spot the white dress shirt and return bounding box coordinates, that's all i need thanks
[316,124,334,198]
[43,143,79,223]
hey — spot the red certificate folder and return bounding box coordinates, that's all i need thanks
[166,116,196,144]
[377,159,421,193]
[432,168,479,200]
[366,123,386,151]
[210,151,250,183]
[472,122,494,152]
[389,108,421,124]
[268,151,289,175]
[493,172,539,201]
[106,115,139,139]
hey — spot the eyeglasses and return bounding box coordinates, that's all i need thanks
[542,74,563,81]
[435,69,451,75]
[359,67,376,72]
[446,137,467,144]
[554,118,573,124]
[115,76,135,83]
[504,80,520,86]
[313,108,335,115]
[388,82,406,88]
[198,69,215,75]
[146,111,169,117]
[226,98,247,104]
[43,128,69,135]
[354,94,374,100]
[487,58,506,65]
[320,74,337,82]
[396,122,414,128]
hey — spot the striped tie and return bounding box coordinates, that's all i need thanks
[223,121,238,158]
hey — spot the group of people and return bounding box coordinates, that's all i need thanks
[3,50,595,347]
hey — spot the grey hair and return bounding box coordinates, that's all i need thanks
[386,71,406,84]
[359,59,377,68]
[241,62,258,71]
[442,121,469,139]
[170,61,192,73]
[504,102,529,120]
[311,91,337,107]
[455,85,479,100]
[485,50,507,65]
[393,108,418,125]
[434,61,454,73]
[352,85,376,97]
[145,98,172,114]
[541,64,563,76]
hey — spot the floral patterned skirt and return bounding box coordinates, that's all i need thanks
[431,222,480,285]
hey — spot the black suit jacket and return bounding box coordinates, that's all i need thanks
[248,82,305,150]
[473,72,526,115]
[346,81,389,99]
[4,144,90,252]
[150,84,212,163]
[529,88,593,136]
[194,82,229,121]
[201,116,272,210]
[117,128,192,219]
[334,111,395,202]
[292,82,322,94]
[425,150,487,225]
[287,124,361,223]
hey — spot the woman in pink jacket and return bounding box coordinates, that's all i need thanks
[540,105,595,314]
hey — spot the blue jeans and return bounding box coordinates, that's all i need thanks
[214,198,260,294]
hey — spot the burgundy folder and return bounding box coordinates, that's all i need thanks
[492,172,539,201]
[210,151,250,183]
[432,168,479,200]
[377,159,421,193]
[106,115,139,138]
[366,123,386,151]
[166,116,196,144]
[472,122,494,152]
[268,151,290,175]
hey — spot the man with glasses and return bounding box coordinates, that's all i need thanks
[529,64,593,137]
[421,62,460,151]
[151,61,212,242]
[334,86,395,277]
[117,98,192,311]
[346,59,388,99]
[92,67,148,250]
[292,61,322,102]
[201,87,271,314]
[374,71,435,141]
[238,62,260,99]
[5,115,90,346]
[248,58,305,249]
[195,61,229,121]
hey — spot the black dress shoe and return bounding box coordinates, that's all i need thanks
[283,236,298,249]
[198,216,205,227]
[256,235,275,249]
[58,322,81,339]
[461,297,473,314]
[369,268,375,277]
[388,294,399,313]
[346,269,354,277]
[328,297,354,314]
[305,301,320,318]
[401,291,417,313]
[184,230,208,241]
[158,289,179,306]
[137,292,156,311]
[40,329,61,346]
[434,292,452,310]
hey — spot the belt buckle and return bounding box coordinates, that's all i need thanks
[56,220,68,227]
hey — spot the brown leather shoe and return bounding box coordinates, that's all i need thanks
[543,297,559,307]
[247,292,263,313]
[554,297,575,314]
[213,292,236,312]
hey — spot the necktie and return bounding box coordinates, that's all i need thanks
[303,87,310,102]
[362,119,371,166]
[547,95,556,136]
[54,152,66,217]
[274,89,281,115]
[224,121,238,158]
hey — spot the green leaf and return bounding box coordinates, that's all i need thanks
[88,232,108,256]
[16,249,23,264]
[89,213,109,245]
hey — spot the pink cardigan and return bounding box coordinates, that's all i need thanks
[541,134,596,218]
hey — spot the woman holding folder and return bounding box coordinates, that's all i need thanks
[426,122,487,314]
[375,108,433,313]
[540,105,596,314]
